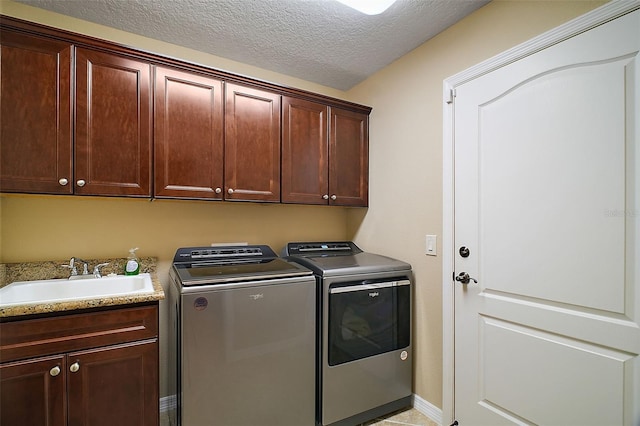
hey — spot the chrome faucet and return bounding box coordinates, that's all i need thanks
[62,258,108,279]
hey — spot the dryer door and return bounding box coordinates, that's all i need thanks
[327,279,410,365]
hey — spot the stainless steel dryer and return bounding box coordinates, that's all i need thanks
[283,241,412,426]
[168,245,316,426]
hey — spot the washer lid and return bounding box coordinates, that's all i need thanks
[174,258,312,286]
[172,245,312,286]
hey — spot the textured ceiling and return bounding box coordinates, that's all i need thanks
[15,0,489,90]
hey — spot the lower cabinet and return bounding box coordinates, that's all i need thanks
[0,354,66,426]
[68,340,158,426]
[0,304,159,426]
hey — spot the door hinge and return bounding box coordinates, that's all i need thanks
[446,88,456,104]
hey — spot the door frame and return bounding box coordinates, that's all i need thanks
[441,1,640,423]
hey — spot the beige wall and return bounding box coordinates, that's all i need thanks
[345,0,605,409]
[0,0,605,413]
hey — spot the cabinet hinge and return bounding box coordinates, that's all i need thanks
[446,88,456,104]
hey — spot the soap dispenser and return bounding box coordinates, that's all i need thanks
[125,247,140,276]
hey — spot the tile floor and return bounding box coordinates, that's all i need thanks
[362,408,438,426]
[160,407,437,426]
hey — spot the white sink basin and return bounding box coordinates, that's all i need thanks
[0,273,155,308]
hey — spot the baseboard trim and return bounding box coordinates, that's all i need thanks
[412,393,443,426]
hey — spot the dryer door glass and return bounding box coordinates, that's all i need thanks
[327,279,410,366]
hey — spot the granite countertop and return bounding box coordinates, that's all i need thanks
[0,257,165,318]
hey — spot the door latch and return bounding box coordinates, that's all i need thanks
[454,271,477,285]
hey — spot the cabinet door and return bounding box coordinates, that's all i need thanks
[225,83,280,202]
[75,48,152,197]
[0,355,66,426]
[281,97,329,204]
[329,108,369,206]
[154,67,224,199]
[67,339,158,426]
[0,30,73,194]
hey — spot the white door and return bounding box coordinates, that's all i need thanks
[453,8,640,425]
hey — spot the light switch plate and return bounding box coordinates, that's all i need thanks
[425,235,437,256]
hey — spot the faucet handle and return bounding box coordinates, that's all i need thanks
[61,257,78,275]
[93,263,110,278]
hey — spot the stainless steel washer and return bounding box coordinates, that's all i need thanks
[168,245,316,426]
[283,242,412,426]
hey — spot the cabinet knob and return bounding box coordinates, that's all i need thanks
[50,366,61,377]
[227,188,234,194]
[330,194,337,201]
[215,187,222,194]
[58,178,69,186]
[70,362,80,373]
[76,179,86,187]
[322,194,329,200]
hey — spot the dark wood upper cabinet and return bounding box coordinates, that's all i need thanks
[330,108,369,206]
[282,99,369,207]
[281,97,329,204]
[0,17,371,205]
[0,29,73,194]
[75,48,152,197]
[225,83,281,202]
[154,66,224,199]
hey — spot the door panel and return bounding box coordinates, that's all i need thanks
[75,48,151,196]
[67,340,158,426]
[0,355,66,426]
[281,96,329,204]
[454,9,640,425]
[0,30,72,194]
[329,108,369,206]
[480,317,629,425]
[479,57,628,313]
[154,66,224,199]
[224,83,280,202]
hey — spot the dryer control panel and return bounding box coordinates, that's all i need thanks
[283,241,362,257]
